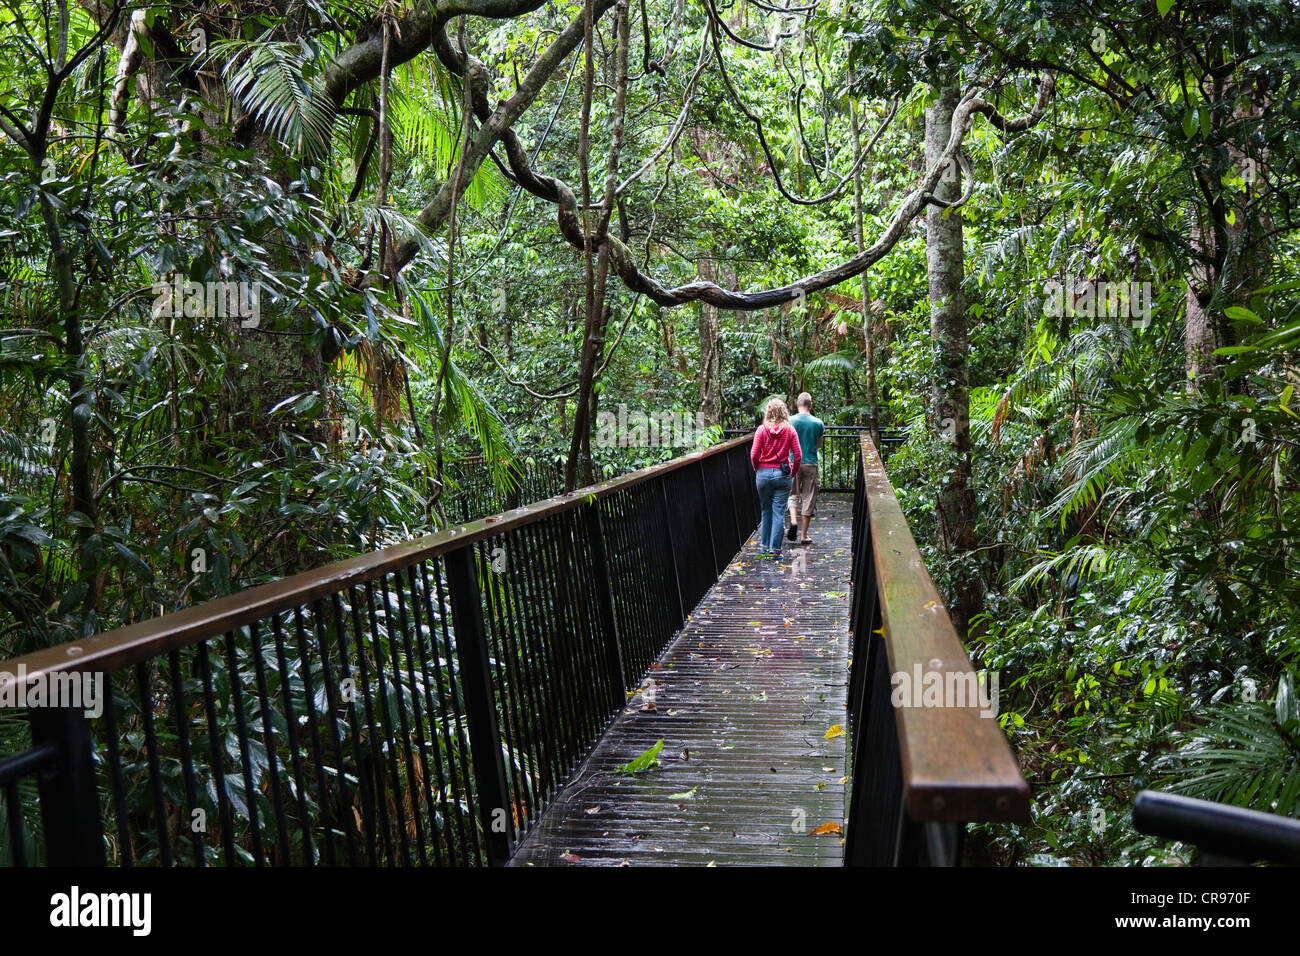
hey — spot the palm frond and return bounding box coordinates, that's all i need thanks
[217,38,335,156]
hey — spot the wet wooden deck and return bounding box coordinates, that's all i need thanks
[510,494,853,866]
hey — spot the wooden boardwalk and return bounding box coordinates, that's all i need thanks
[510,494,853,866]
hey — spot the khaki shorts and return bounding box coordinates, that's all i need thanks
[790,463,820,517]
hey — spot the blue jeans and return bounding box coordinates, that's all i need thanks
[755,467,792,555]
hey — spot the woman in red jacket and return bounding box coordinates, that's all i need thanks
[750,398,801,560]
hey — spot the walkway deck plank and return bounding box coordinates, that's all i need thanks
[510,495,853,866]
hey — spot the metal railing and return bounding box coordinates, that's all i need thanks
[845,433,1030,865]
[722,426,906,492]
[0,437,758,867]
[1132,790,1300,865]
[442,458,564,524]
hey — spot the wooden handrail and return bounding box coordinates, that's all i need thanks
[860,433,1030,822]
[0,436,752,687]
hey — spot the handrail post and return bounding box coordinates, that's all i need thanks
[444,545,514,866]
[30,704,105,866]
[585,502,627,708]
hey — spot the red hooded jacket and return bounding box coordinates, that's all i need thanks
[750,422,801,473]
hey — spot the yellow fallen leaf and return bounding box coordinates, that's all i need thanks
[811,822,842,836]
[824,724,845,739]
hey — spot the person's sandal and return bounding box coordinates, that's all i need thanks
[800,538,812,546]
[786,523,798,541]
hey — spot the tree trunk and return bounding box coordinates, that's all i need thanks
[697,257,724,428]
[851,96,881,445]
[925,80,981,638]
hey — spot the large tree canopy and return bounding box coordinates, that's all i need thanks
[2,0,1299,865]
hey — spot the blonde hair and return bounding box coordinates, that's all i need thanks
[763,398,790,425]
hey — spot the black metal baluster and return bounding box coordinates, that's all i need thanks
[196,643,236,865]
[310,598,360,866]
[288,606,339,866]
[557,510,604,744]
[506,526,563,804]
[167,650,207,866]
[494,534,547,826]
[222,630,266,866]
[374,576,427,865]
[102,680,133,866]
[478,538,529,842]
[404,565,457,866]
[431,560,486,865]
[248,621,292,863]
[330,592,379,866]
[362,580,413,865]
[268,615,316,864]
[657,480,687,628]
[347,585,396,864]
[444,544,513,865]
[536,516,592,762]
[3,781,26,866]
[519,519,579,777]
[586,502,626,711]
[135,661,172,867]
[411,564,469,865]
[391,576,438,865]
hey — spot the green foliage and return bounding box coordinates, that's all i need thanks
[617,738,665,774]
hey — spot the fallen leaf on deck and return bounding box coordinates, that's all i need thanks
[585,806,601,815]
[811,822,842,836]
[560,851,582,862]
[668,788,697,800]
[824,724,846,739]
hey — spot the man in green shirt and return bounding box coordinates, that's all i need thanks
[787,392,825,545]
